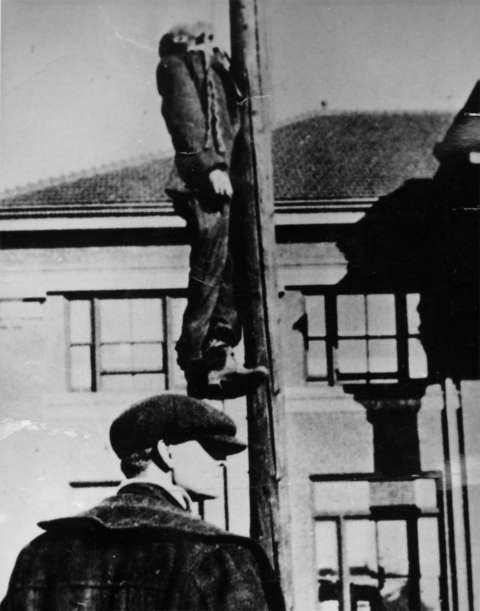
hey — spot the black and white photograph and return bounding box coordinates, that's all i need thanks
[0,0,479,609]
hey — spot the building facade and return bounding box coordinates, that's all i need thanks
[0,100,479,609]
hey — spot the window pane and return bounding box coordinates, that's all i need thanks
[70,346,92,390]
[132,343,164,370]
[418,519,442,611]
[407,293,421,334]
[418,518,440,577]
[99,300,131,342]
[337,339,367,373]
[368,339,397,373]
[169,297,188,389]
[414,479,437,510]
[315,520,339,574]
[171,364,187,390]
[170,297,187,340]
[132,373,166,391]
[100,344,132,371]
[70,300,91,343]
[315,520,340,609]
[306,295,326,336]
[366,294,395,336]
[307,340,327,378]
[131,298,163,341]
[409,338,428,378]
[101,374,134,391]
[345,519,377,576]
[337,295,366,336]
[234,336,245,365]
[377,521,409,575]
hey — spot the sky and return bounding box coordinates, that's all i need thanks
[0,0,479,192]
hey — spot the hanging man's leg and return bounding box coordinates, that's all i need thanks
[175,195,230,382]
[203,253,268,398]
[203,169,246,356]
[204,252,241,347]
[175,193,267,398]
[201,183,268,399]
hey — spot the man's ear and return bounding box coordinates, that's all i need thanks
[156,440,173,470]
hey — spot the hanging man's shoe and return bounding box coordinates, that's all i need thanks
[202,341,269,400]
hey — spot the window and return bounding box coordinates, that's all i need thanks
[312,475,445,611]
[68,294,187,391]
[305,292,428,384]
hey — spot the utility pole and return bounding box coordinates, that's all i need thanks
[229,0,292,605]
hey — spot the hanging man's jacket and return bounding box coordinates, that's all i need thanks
[156,48,242,194]
[1,483,285,611]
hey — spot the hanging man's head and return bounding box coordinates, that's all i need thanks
[159,22,217,59]
[110,394,246,499]
[191,21,215,56]
[159,23,194,58]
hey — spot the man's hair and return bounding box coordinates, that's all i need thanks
[120,442,177,478]
[120,447,154,478]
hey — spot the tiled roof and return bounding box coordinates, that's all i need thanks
[0,156,174,217]
[0,111,453,217]
[273,112,452,200]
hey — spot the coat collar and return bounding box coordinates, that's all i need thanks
[117,479,192,511]
[38,482,224,538]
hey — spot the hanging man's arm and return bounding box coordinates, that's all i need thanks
[157,54,232,195]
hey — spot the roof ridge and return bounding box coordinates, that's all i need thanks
[274,108,454,130]
[0,150,173,200]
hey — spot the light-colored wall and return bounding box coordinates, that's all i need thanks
[0,243,249,594]
[284,389,374,611]
[0,244,190,298]
[0,238,477,611]
[281,384,450,611]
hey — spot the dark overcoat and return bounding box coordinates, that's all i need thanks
[156,49,242,193]
[1,483,285,611]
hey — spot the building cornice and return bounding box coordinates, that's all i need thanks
[0,199,375,231]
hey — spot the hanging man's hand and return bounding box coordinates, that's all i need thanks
[209,169,233,198]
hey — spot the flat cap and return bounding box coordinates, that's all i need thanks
[110,394,246,459]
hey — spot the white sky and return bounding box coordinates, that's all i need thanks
[1,0,479,192]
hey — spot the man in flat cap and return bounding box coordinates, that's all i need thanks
[157,22,268,399]
[1,394,285,611]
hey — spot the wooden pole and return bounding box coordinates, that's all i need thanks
[229,0,292,605]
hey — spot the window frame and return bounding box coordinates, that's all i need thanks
[310,472,448,611]
[66,289,187,392]
[302,289,426,385]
